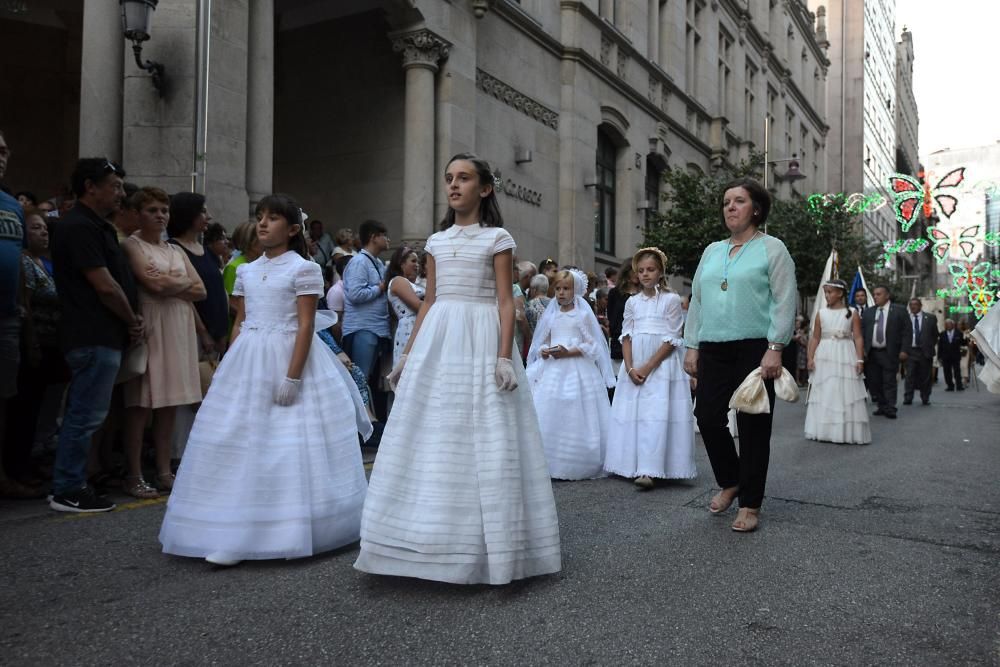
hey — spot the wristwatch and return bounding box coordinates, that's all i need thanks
[767,343,784,351]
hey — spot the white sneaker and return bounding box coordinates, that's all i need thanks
[205,552,242,567]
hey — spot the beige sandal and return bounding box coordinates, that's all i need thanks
[709,486,739,514]
[731,507,760,533]
[123,476,160,499]
[634,475,654,490]
[155,472,175,492]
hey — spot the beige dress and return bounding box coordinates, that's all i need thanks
[124,236,202,409]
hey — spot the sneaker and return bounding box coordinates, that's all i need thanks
[49,486,116,513]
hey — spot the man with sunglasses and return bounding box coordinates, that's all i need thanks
[49,158,143,513]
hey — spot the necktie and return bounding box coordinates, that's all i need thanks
[876,308,885,344]
[913,314,921,345]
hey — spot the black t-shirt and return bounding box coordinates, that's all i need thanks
[51,203,137,352]
[169,240,229,340]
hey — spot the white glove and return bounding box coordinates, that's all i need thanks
[495,357,518,392]
[275,377,302,406]
[386,354,407,392]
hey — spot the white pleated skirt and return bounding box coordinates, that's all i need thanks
[159,329,369,560]
[805,337,871,444]
[531,356,610,480]
[354,298,562,585]
[604,333,697,479]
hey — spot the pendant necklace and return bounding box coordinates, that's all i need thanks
[451,223,480,257]
[721,231,761,291]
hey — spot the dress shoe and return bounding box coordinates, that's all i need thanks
[945,387,954,391]
[885,412,897,419]
[957,386,965,391]
[902,400,913,406]
[873,408,885,416]
[922,399,930,405]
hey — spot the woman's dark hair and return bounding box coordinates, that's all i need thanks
[15,191,37,205]
[255,193,308,259]
[440,153,503,230]
[167,192,206,238]
[359,219,387,246]
[538,257,558,272]
[385,244,418,289]
[334,254,353,277]
[616,257,639,296]
[204,222,227,245]
[719,177,771,227]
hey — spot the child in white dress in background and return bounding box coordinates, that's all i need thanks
[604,247,697,489]
[159,194,371,566]
[804,278,871,444]
[526,269,615,480]
[354,154,561,585]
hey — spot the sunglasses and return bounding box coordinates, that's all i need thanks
[102,158,125,177]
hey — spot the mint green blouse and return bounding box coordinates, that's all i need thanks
[683,234,797,349]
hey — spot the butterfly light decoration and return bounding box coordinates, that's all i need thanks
[948,262,991,292]
[926,224,981,264]
[888,167,966,232]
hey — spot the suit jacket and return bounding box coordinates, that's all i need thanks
[937,328,964,361]
[862,302,911,358]
[904,311,938,357]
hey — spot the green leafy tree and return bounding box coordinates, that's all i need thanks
[765,195,882,296]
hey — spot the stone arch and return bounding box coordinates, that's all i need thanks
[599,105,630,145]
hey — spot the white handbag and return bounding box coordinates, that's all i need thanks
[728,368,799,414]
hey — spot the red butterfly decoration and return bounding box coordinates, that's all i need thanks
[889,167,965,232]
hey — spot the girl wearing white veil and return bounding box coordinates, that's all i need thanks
[526,269,615,480]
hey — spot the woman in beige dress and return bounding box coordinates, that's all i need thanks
[121,187,206,498]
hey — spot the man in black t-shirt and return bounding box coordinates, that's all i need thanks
[49,158,144,513]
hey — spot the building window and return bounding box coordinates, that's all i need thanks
[685,0,702,96]
[718,30,733,119]
[645,156,662,229]
[596,128,617,254]
[744,60,757,141]
[785,108,794,157]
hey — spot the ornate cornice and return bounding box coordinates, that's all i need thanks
[390,29,451,71]
[476,68,559,130]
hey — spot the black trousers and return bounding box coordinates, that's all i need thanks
[904,350,933,402]
[3,347,68,480]
[865,348,898,415]
[941,357,963,389]
[694,339,774,509]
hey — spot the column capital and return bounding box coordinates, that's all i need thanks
[390,29,451,71]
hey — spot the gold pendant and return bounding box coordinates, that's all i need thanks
[721,279,728,291]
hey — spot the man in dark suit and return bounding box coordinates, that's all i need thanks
[937,318,965,391]
[903,298,938,405]
[852,288,869,318]
[862,286,911,419]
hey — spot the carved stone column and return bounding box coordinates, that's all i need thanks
[391,29,451,243]
[79,0,124,160]
[246,0,274,207]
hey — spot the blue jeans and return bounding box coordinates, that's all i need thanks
[52,346,121,494]
[343,330,387,384]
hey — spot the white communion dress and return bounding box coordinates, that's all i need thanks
[526,276,614,480]
[159,251,371,561]
[604,288,697,480]
[354,223,561,585]
[804,307,871,444]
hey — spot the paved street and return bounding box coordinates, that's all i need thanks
[1,382,998,666]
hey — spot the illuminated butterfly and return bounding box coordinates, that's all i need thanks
[888,167,966,232]
[968,284,997,317]
[926,224,981,263]
[948,262,991,291]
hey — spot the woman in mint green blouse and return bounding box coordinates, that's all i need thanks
[682,177,797,533]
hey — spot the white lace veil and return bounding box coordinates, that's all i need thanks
[526,269,616,388]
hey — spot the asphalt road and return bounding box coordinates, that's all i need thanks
[1,381,998,666]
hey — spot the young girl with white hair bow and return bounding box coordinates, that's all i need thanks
[526,269,615,480]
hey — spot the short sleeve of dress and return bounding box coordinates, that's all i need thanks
[424,233,439,258]
[294,259,324,296]
[492,228,516,255]
[232,263,247,297]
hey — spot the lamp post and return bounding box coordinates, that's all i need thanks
[120,0,166,96]
[761,115,807,233]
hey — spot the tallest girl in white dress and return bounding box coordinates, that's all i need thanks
[354,154,561,585]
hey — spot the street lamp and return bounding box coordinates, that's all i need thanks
[120,0,166,96]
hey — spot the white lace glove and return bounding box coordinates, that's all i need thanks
[275,377,302,406]
[495,357,518,392]
[386,354,407,392]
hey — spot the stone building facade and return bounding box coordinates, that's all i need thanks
[4,0,831,272]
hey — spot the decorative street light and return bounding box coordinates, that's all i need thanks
[120,0,166,96]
